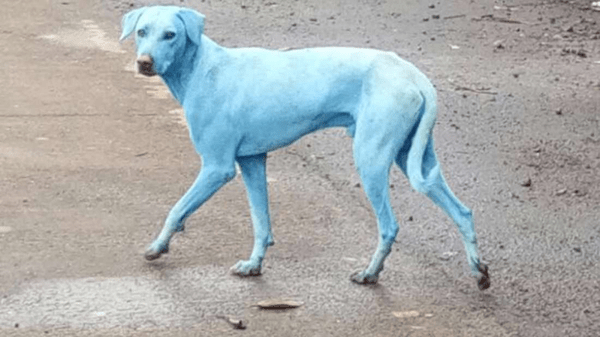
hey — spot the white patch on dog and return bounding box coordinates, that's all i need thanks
[39,20,124,54]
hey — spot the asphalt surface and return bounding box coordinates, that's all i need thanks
[1,0,599,336]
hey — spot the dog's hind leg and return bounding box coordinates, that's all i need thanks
[350,153,398,284]
[397,138,490,290]
[230,153,273,276]
[348,82,427,284]
[144,164,236,260]
[350,127,403,284]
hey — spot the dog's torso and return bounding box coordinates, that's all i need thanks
[182,38,434,157]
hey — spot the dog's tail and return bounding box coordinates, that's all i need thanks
[404,88,440,194]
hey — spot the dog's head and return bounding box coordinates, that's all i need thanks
[120,6,205,77]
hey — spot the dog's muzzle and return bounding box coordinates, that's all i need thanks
[137,54,157,76]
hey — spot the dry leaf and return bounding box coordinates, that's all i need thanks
[217,315,246,330]
[254,299,304,309]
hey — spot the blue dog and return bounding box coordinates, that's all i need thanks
[120,6,490,290]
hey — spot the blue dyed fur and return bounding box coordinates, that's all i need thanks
[120,6,490,289]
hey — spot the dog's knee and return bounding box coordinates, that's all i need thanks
[204,166,236,184]
[409,179,429,195]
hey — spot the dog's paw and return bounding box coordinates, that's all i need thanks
[476,263,491,291]
[144,245,169,261]
[350,270,379,285]
[230,260,262,277]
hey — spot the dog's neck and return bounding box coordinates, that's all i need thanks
[160,35,222,105]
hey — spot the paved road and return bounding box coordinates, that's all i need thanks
[1,0,599,336]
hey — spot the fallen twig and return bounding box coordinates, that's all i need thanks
[444,14,466,20]
[472,14,530,25]
[455,86,498,95]
[253,299,304,309]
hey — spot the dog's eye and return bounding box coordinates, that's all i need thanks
[137,29,146,38]
[164,32,176,40]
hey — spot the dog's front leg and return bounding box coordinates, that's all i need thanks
[230,153,274,276]
[145,164,236,260]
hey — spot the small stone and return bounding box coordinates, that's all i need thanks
[393,311,420,318]
[521,178,532,187]
[439,251,457,261]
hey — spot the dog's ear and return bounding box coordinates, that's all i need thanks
[176,8,205,45]
[120,7,147,41]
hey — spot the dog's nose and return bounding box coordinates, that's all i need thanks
[136,54,156,76]
[137,54,153,67]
